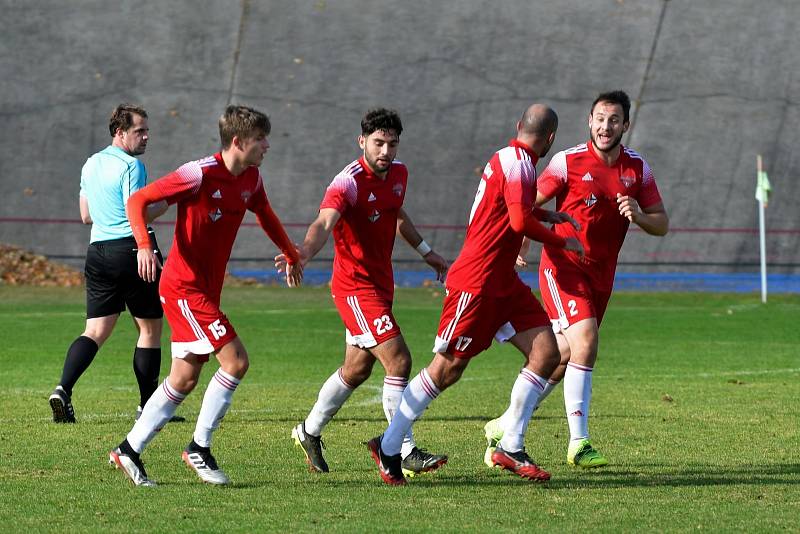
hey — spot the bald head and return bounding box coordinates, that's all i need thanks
[519,104,558,137]
[516,104,558,157]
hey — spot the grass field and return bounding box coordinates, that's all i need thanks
[0,285,798,532]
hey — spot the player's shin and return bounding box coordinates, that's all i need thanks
[381,368,439,455]
[382,376,416,457]
[564,363,592,441]
[498,369,548,452]
[127,378,186,452]
[194,369,240,447]
[305,368,354,436]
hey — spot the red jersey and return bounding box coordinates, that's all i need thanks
[537,142,662,291]
[320,157,407,300]
[132,153,296,303]
[446,139,541,297]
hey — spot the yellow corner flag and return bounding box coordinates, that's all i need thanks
[756,157,771,206]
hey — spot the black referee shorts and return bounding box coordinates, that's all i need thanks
[84,230,164,319]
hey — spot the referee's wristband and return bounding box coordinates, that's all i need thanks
[415,240,432,257]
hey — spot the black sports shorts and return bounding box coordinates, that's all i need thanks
[84,230,164,319]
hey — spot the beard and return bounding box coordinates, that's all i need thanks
[591,129,623,154]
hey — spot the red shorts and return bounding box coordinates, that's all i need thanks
[432,280,550,359]
[538,259,612,333]
[332,294,401,348]
[160,292,237,360]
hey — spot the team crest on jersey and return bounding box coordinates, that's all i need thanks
[209,208,223,222]
[392,183,403,197]
[582,173,593,182]
[211,189,222,199]
[619,175,635,188]
[241,190,252,202]
[584,193,597,207]
[368,209,381,222]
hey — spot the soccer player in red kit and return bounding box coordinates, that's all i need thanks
[276,108,449,477]
[485,90,669,469]
[108,105,302,486]
[367,104,584,485]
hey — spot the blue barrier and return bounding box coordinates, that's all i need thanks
[230,269,800,293]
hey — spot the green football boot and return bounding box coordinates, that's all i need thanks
[567,439,608,468]
[483,418,504,468]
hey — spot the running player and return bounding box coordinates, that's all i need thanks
[277,108,449,477]
[484,90,669,469]
[366,104,584,485]
[108,105,302,486]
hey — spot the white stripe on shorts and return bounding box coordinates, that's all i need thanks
[177,298,209,342]
[543,268,569,331]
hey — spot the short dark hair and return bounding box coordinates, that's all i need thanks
[109,104,147,137]
[591,90,631,123]
[361,108,403,137]
[219,105,271,149]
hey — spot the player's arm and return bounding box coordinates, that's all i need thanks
[275,208,339,277]
[145,200,168,223]
[617,195,669,236]
[396,207,448,282]
[507,203,583,257]
[252,199,303,287]
[126,182,168,283]
[79,195,92,224]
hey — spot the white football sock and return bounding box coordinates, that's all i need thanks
[383,376,416,458]
[304,368,354,437]
[381,368,439,456]
[127,378,186,453]
[193,369,240,448]
[499,368,547,453]
[498,379,558,430]
[564,362,593,441]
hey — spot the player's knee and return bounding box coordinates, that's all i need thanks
[170,375,198,394]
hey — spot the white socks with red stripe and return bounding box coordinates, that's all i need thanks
[194,369,240,448]
[498,368,548,453]
[127,378,186,453]
[564,362,592,441]
[382,376,416,458]
[381,368,439,456]
[304,368,354,437]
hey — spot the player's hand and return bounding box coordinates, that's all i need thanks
[285,261,303,288]
[549,211,581,230]
[616,193,640,223]
[564,237,584,258]
[516,237,531,267]
[423,251,448,283]
[136,247,161,283]
[275,244,306,274]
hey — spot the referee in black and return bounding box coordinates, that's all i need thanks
[49,104,181,424]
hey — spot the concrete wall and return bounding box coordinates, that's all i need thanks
[1,0,797,273]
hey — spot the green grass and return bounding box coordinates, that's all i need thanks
[0,286,798,532]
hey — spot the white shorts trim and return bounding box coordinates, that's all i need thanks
[345,328,378,349]
[344,296,378,348]
[494,322,516,343]
[171,339,214,359]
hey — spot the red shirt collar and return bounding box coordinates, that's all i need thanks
[509,139,539,165]
[586,140,625,167]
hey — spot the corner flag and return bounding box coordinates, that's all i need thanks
[755,168,771,206]
[756,155,770,303]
